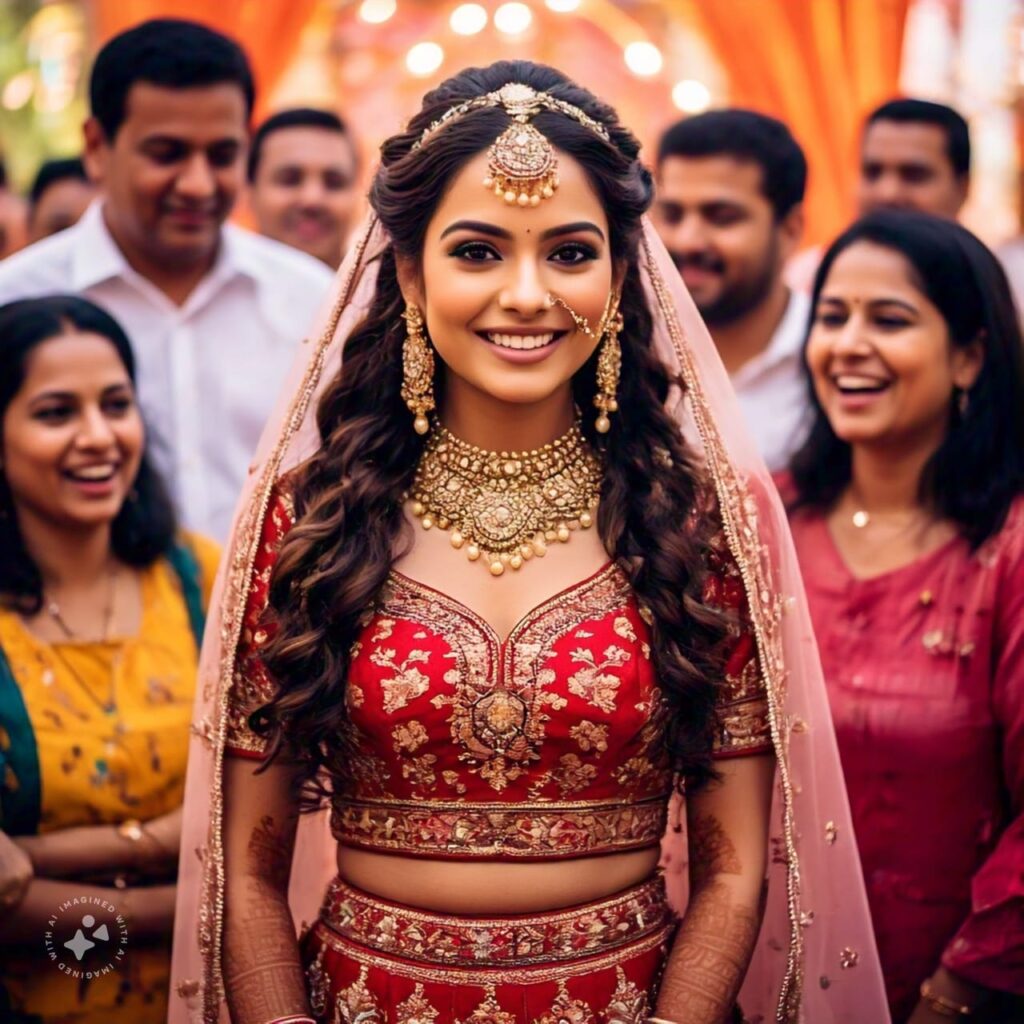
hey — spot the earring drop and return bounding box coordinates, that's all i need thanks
[401,305,435,435]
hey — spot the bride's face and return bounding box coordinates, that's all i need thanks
[405,148,617,410]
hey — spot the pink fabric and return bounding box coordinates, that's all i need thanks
[787,501,1024,1019]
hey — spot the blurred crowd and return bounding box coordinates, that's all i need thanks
[0,16,1020,1024]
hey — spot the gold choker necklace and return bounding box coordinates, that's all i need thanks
[409,420,603,576]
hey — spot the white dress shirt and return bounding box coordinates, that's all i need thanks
[0,202,333,540]
[729,290,813,473]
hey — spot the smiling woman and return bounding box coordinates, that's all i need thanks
[785,211,1024,1022]
[0,296,220,1024]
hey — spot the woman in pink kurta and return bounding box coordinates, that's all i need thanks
[783,211,1024,1023]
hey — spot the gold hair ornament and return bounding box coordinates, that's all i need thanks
[412,83,611,208]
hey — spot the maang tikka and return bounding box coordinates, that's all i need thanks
[413,82,612,209]
[401,304,435,435]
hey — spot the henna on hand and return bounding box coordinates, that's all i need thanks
[223,815,310,1024]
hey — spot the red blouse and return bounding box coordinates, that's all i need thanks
[788,501,1024,1018]
[227,484,771,860]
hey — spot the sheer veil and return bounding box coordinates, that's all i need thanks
[169,212,890,1023]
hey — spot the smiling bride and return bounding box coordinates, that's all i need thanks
[171,62,889,1024]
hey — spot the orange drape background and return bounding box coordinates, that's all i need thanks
[91,0,909,245]
[91,0,319,122]
[681,0,911,244]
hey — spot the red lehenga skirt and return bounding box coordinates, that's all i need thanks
[300,874,675,1023]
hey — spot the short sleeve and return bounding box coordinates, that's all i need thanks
[700,501,773,759]
[225,482,296,759]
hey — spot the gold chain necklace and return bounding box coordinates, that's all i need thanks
[45,565,119,642]
[409,419,603,576]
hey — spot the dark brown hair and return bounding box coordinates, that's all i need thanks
[256,61,729,804]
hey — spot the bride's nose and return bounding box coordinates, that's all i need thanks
[498,258,549,317]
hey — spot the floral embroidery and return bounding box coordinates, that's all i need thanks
[456,988,516,1024]
[570,720,608,753]
[605,966,650,1023]
[372,647,432,714]
[393,721,429,753]
[334,965,382,1023]
[566,645,628,713]
[532,981,596,1024]
[529,753,597,798]
[395,984,439,1022]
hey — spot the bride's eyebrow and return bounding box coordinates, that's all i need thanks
[540,221,605,242]
[439,220,511,241]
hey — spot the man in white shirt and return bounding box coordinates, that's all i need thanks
[0,19,333,540]
[653,110,811,471]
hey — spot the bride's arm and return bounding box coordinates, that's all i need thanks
[654,752,774,1024]
[222,753,310,1024]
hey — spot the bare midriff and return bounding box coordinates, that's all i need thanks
[336,845,663,914]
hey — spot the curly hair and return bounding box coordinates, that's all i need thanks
[256,60,730,804]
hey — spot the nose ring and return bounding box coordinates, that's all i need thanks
[546,293,595,337]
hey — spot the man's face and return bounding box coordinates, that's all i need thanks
[652,155,799,326]
[84,81,248,272]
[857,120,967,218]
[29,177,97,241]
[249,125,358,268]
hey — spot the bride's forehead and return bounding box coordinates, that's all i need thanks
[427,148,608,237]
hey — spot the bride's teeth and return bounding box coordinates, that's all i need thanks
[512,336,524,350]
[486,332,556,350]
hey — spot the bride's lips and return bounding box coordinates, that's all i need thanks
[476,328,567,365]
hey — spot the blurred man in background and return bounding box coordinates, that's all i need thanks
[27,157,97,241]
[247,108,359,268]
[0,19,332,539]
[0,158,27,258]
[857,98,970,218]
[654,109,811,471]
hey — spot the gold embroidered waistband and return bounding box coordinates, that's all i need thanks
[329,795,668,858]
[319,874,671,968]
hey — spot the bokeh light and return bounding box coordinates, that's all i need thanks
[494,3,533,36]
[358,0,397,24]
[624,41,663,77]
[672,79,712,114]
[450,3,488,36]
[545,0,582,11]
[406,41,444,76]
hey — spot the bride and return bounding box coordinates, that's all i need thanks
[171,61,888,1024]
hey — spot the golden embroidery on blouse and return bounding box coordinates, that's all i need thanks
[334,965,381,1023]
[396,984,439,1023]
[532,983,597,1024]
[329,795,668,857]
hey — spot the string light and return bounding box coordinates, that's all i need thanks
[406,41,444,76]
[494,2,533,35]
[672,79,712,114]
[450,3,488,35]
[624,41,663,77]
[359,0,397,24]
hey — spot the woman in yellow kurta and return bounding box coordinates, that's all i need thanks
[0,296,218,1023]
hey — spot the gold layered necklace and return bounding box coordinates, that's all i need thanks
[409,419,604,576]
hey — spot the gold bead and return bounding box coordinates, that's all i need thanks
[533,537,547,557]
[414,414,430,435]
[504,190,517,204]
[545,529,557,542]
[517,193,530,207]
[437,516,449,530]
[579,510,593,528]
[450,530,464,549]
[489,560,505,576]
[520,544,534,560]
[542,185,554,199]
[494,184,504,197]
[595,414,611,434]
[421,515,434,530]
[412,500,425,517]
[556,525,570,542]
[466,544,480,561]
[510,553,523,570]
[499,552,511,564]
[608,398,619,412]
[530,195,540,207]
[483,176,494,188]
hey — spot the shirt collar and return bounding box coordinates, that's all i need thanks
[69,201,257,295]
[731,290,812,385]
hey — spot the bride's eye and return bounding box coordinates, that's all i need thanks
[549,242,599,266]
[450,241,500,262]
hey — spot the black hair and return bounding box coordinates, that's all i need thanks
[866,98,971,178]
[89,18,255,140]
[656,108,807,220]
[789,210,1024,548]
[247,107,355,182]
[0,295,177,613]
[28,157,89,209]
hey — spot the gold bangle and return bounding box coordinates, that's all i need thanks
[920,980,974,1017]
[646,1018,680,1024]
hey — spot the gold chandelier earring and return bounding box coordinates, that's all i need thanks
[594,295,623,434]
[401,304,435,436]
